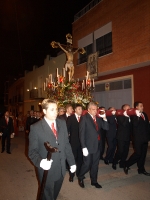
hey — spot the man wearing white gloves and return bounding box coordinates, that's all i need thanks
[78,102,109,188]
[124,101,150,176]
[28,99,76,200]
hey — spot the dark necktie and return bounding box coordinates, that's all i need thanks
[93,117,100,140]
[6,118,8,125]
[51,123,58,139]
[141,113,145,120]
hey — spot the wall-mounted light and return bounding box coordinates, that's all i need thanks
[34,87,37,89]
[27,89,29,91]
[38,102,41,105]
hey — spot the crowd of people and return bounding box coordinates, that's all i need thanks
[1,100,149,200]
[27,100,150,200]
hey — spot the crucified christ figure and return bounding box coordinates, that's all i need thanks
[51,34,85,80]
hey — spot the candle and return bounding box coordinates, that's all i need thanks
[44,82,45,91]
[68,72,70,82]
[49,74,52,83]
[58,75,60,84]
[63,68,65,77]
[56,68,58,77]
[87,71,89,79]
[82,82,83,90]
[93,79,95,87]
[83,80,85,89]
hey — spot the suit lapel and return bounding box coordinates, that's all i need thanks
[73,114,78,124]
[87,113,97,130]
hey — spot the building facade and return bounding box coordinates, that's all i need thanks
[72,0,150,117]
[24,53,66,114]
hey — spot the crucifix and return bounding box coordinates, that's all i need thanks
[51,33,86,81]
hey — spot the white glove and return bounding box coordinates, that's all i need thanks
[99,113,106,118]
[70,165,76,173]
[112,110,116,115]
[82,148,89,156]
[135,110,141,117]
[40,159,53,170]
[123,111,129,118]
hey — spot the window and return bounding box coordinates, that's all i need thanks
[96,32,112,57]
[78,43,93,64]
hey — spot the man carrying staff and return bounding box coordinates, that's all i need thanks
[28,99,76,200]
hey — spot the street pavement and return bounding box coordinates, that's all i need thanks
[0,132,150,200]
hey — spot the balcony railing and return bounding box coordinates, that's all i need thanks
[74,0,102,21]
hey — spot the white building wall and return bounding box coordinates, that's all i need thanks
[24,53,66,114]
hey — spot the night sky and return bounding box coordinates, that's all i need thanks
[0,0,91,100]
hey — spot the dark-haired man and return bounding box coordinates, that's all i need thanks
[28,99,76,200]
[104,107,117,165]
[58,104,73,121]
[112,104,131,170]
[124,101,150,176]
[0,111,14,154]
[67,104,83,182]
[99,106,107,160]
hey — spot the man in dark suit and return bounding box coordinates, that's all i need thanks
[0,111,14,154]
[67,104,83,182]
[78,102,109,189]
[28,99,76,200]
[124,101,150,176]
[58,104,73,121]
[99,106,107,160]
[104,107,117,165]
[25,110,36,133]
[112,104,131,170]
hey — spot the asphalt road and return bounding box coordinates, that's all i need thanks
[0,133,150,200]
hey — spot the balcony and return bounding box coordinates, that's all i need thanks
[74,0,102,21]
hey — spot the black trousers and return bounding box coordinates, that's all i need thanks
[105,137,117,163]
[113,140,130,166]
[78,142,100,183]
[69,146,83,178]
[1,133,11,152]
[100,130,106,158]
[126,140,148,172]
[38,175,64,200]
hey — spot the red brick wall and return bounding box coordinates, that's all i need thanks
[73,0,150,77]
[96,66,150,118]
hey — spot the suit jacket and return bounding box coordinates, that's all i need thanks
[131,112,149,142]
[116,115,131,141]
[28,118,75,181]
[0,116,14,135]
[106,115,117,139]
[67,114,81,149]
[26,116,36,131]
[57,114,68,121]
[79,113,109,154]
